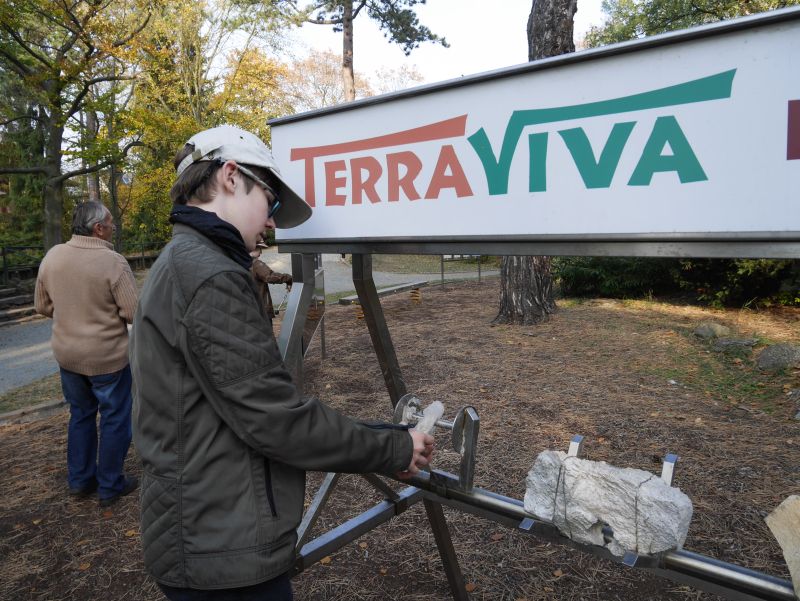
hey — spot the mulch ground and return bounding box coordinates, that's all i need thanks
[1,280,798,601]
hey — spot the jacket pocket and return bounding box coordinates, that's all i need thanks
[140,471,182,584]
[264,460,277,518]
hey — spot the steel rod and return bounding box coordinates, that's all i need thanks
[293,487,423,575]
[398,470,797,601]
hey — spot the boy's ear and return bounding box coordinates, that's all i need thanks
[218,160,239,194]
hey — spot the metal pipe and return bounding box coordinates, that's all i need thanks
[398,470,797,601]
[663,550,797,601]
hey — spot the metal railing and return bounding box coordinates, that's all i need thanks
[1,246,44,286]
[1,240,167,285]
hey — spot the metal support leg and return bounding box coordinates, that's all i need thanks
[424,499,469,601]
[352,254,407,407]
[296,472,341,550]
[278,253,316,389]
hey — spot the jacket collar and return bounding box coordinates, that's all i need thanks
[67,235,114,250]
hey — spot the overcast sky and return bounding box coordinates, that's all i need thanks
[287,0,606,85]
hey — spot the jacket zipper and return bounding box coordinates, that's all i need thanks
[264,460,277,517]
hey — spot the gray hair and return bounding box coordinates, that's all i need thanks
[71,201,109,236]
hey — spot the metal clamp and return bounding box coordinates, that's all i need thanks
[393,394,480,492]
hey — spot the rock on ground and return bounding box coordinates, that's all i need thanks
[694,322,731,340]
[757,344,800,372]
[524,450,693,557]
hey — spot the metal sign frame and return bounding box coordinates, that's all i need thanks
[270,7,800,259]
[272,9,800,601]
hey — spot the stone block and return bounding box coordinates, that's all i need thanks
[694,322,731,339]
[524,450,693,557]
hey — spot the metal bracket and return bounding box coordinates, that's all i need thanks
[661,453,679,486]
[567,434,585,457]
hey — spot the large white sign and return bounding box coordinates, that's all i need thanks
[270,12,800,245]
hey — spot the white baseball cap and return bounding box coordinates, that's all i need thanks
[176,125,312,229]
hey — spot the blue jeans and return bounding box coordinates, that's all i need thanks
[59,365,132,499]
[158,573,293,601]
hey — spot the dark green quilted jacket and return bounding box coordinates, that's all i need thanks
[130,224,411,589]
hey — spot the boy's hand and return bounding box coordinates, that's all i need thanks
[396,430,435,479]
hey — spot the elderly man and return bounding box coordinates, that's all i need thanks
[35,201,139,507]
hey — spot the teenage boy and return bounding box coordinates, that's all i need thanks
[130,125,434,600]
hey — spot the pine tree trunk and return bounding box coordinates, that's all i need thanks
[342,0,355,102]
[493,256,556,325]
[494,0,577,325]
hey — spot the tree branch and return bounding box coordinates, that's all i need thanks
[0,166,48,175]
[0,114,45,127]
[1,25,53,70]
[0,47,33,77]
[56,140,143,183]
[113,11,152,47]
[352,0,368,19]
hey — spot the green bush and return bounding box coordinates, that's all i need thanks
[678,259,800,307]
[553,257,799,307]
[554,257,681,298]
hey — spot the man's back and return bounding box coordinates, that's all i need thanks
[35,235,137,376]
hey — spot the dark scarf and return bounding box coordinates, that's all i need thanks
[169,204,252,270]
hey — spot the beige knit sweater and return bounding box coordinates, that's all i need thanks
[35,235,138,376]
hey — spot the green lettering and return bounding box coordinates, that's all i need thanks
[528,132,548,192]
[628,116,707,186]
[468,70,734,196]
[559,122,635,189]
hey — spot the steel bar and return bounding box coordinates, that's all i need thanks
[397,469,797,601]
[361,473,401,501]
[424,499,469,601]
[277,253,316,386]
[352,254,408,407]
[278,240,800,260]
[296,472,340,550]
[293,487,423,575]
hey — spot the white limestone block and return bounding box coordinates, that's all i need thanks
[414,401,444,435]
[524,450,693,557]
[765,495,800,597]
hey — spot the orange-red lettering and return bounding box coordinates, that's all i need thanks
[386,151,422,202]
[324,160,347,206]
[424,145,473,199]
[300,157,316,207]
[350,157,383,204]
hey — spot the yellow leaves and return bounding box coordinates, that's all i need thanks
[32,519,42,525]
[489,533,504,541]
[319,556,332,565]
[553,568,564,578]
[358,542,367,549]
[465,583,477,592]
[78,562,91,571]
[125,529,138,537]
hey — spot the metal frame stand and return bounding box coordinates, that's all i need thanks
[278,252,797,601]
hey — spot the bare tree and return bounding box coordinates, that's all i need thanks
[493,0,577,325]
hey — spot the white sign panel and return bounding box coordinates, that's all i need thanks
[270,13,800,245]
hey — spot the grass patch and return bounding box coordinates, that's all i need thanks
[646,331,796,414]
[0,373,62,414]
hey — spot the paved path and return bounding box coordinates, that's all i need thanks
[0,319,57,395]
[0,253,497,396]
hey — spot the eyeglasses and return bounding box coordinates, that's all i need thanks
[237,164,281,219]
